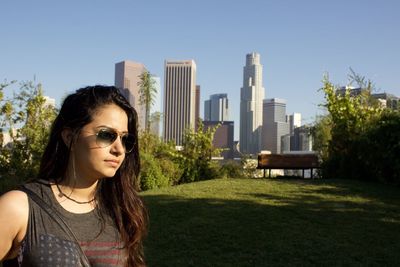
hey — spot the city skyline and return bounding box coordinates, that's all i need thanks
[1,1,399,140]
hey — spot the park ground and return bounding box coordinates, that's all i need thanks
[142,178,400,267]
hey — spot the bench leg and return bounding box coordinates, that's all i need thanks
[302,169,305,178]
[311,168,313,179]
[269,169,271,178]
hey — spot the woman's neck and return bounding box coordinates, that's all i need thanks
[59,175,98,200]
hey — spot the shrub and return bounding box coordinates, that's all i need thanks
[218,160,245,179]
[318,72,400,185]
[158,157,183,186]
[362,111,400,185]
[139,152,170,190]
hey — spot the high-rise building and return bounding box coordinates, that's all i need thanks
[371,93,399,110]
[203,121,234,159]
[204,93,229,121]
[115,60,147,131]
[240,52,265,154]
[288,113,301,134]
[292,125,313,151]
[195,85,201,130]
[163,60,197,145]
[262,98,290,154]
[337,86,399,110]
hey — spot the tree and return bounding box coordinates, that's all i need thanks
[179,120,222,183]
[318,71,383,180]
[0,80,58,193]
[138,131,182,190]
[311,115,332,161]
[137,71,157,135]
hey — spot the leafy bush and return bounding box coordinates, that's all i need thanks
[241,157,263,178]
[178,121,222,183]
[361,111,400,185]
[218,160,245,179]
[139,152,170,190]
[158,157,183,186]
[317,72,400,185]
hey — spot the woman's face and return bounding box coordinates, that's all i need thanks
[69,104,129,183]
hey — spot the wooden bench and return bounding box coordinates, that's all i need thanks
[257,153,320,178]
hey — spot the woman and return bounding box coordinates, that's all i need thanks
[0,85,147,266]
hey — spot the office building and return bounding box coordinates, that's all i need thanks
[292,125,313,151]
[337,86,399,110]
[203,121,234,159]
[262,98,290,154]
[195,85,201,130]
[240,52,265,154]
[163,60,197,145]
[115,60,147,131]
[288,113,301,134]
[204,93,229,122]
[372,92,399,110]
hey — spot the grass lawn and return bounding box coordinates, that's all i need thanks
[141,178,400,267]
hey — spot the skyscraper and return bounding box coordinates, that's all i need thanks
[195,85,201,130]
[288,113,302,134]
[204,93,229,121]
[203,120,234,159]
[240,52,265,154]
[292,125,313,151]
[115,60,147,131]
[262,98,290,154]
[163,60,197,145]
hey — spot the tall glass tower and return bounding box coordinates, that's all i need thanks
[240,52,265,154]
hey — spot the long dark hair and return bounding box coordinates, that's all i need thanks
[38,85,147,266]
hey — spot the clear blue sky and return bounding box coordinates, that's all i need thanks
[1,0,399,140]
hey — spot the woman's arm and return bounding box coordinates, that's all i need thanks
[0,190,28,261]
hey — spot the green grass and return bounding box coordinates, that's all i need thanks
[141,178,400,267]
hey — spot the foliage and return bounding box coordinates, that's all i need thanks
[317,71,400,184]
[0,80,58,193]
[218,160,245,179]
[241,154,263,178]
[137,70,157,136]
[178,120,222,183]
[138,133,182,190]
[311,115,331,161]
[359,111,400,185]
[139,151,170,190]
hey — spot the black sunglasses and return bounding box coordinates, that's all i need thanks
[93,128,135,153]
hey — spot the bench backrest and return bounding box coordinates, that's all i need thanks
[258,154,319,169]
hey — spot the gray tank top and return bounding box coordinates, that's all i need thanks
[18,180,125,267]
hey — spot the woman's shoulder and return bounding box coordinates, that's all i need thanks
[0,190,29,260]
[0,189,29,218]
[0,181,46,229]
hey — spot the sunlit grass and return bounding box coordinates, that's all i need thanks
[142,178,400,266]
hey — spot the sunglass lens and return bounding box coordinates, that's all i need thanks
[97,129,117,147]
[122,134,135,153]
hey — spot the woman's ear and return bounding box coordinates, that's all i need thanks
[61,128,74,149]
